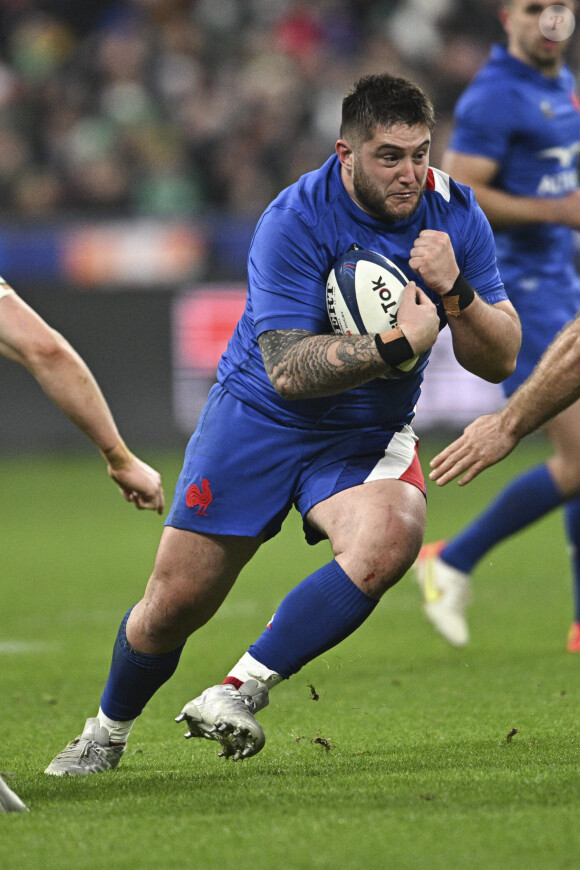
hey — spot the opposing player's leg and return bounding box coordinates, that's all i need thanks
[0,772,28,813]
[45,527,261,775]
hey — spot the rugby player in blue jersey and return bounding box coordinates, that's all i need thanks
[45,73,520,774]
[414,0,580,651]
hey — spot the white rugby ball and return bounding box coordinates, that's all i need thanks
[326,246,423,376]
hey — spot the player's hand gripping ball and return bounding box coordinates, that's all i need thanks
[326,246,425,377]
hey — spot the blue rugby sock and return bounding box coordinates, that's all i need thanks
[100,608,184,722]
[564,498,580,623]
[248,560,378,678]
[442,464,563,574]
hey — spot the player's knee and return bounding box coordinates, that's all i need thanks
[548,455,580,498]
[352,511,424,597]
[137,572,213,646]
[134,600,188,649]
[369,546,419,596]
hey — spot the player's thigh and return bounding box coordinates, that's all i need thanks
[306,478,426,598]
[133,526,263,644]
[544,397,580,494]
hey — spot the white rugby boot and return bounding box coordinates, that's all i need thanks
[0,773,28,813]
[413,541,471,647]
[44,718,125,776]
[176,680,268,761]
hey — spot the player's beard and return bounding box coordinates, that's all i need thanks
[517,34,567,75]
[352,162,426,223]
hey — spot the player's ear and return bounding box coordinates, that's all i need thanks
[497,3,510,33]
[336,139,353,171]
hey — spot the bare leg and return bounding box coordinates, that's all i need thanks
[307,478,426,598]
[127,527,262,653]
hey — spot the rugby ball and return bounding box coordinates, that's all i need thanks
[326,246,422,376]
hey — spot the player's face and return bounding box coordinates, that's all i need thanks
[344,124,431,223]
[502,0,576,74]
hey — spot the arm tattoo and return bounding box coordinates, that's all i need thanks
[258,329,387,399]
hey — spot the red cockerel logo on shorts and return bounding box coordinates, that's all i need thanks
[186,478,213,515]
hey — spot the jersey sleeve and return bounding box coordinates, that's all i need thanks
[248,205,329,337]
[449,81,520,165]
[461,188,507,305]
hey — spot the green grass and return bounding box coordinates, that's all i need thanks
[1,439,579,869]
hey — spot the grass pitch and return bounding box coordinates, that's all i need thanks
[0,439,578,869]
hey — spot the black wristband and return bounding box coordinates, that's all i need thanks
[442,273,476,317]
[374,330,415,366]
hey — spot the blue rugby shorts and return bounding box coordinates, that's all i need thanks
[501,279,580,397]
[165,384,425,544]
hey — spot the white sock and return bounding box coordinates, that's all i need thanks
[97,707,136,744]
[228,652,284,691]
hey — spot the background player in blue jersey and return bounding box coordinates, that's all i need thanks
[0,281,165,812]
[414,0,580,650]
[45,74,519,775]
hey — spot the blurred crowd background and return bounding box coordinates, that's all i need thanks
[2,0,571,227]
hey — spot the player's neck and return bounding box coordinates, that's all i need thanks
[507,44,563,79]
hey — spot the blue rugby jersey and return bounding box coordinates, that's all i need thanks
[449,44,580,311]
[217,154,507,430]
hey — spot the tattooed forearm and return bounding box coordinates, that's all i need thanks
[258,329,388,399]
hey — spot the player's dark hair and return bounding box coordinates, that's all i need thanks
[340,73,435,144]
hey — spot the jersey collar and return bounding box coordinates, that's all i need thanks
[490,43,568,89]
